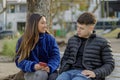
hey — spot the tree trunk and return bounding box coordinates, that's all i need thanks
[0,7,7,14]
[0,0,7,14]
[27,0,51,27]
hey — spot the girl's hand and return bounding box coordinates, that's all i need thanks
[34,62,50,72]
[43,66,50,73]
[34,64,43,70]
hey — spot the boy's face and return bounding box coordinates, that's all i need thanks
[77,23,94,38]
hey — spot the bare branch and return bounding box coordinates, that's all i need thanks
[0,7,7,14]
[92,0,101,13]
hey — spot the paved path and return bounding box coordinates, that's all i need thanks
[106,53,120,80]
[109,39,120,53]
[0,62,20,78]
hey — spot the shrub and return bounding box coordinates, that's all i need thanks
[1,38,18,57]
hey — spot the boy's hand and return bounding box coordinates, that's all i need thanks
[82,70,96,78]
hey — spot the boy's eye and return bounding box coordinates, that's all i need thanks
[77,27,84,30]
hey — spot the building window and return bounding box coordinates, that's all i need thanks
[10,5,15,13]
[20,4,27,12]
[118,12,120,18]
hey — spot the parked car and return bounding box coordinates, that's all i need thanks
[0,30,15,39]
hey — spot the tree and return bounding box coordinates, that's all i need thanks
[27,0,51,28]
[92,0,101,13]
[51,0,90,16]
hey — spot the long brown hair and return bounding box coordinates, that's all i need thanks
[17,13,45,62]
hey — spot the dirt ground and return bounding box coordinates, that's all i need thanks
[0,38,120,78]
[0,62,20,79]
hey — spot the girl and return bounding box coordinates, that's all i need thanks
[15,13,60,80]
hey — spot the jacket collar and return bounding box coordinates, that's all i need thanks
[39,33,45,39]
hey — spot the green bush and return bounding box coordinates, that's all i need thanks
[1,38,18,57]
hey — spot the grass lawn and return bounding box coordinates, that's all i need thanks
[103,28,120,38]
[0,38,18,57]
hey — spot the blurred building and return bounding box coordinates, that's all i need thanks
[0,0,120,32]
[0,0,26,32]
[94,0,120,29]
[7,0,26,32]
[88,0,120,19]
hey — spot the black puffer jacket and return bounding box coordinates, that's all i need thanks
[59,33,115,80]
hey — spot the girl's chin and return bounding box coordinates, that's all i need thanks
[39,31,45,33]
[42,31,46,33]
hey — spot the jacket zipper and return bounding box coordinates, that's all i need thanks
[74,39,82,63]
[82,38,90,69]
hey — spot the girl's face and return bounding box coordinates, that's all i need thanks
[38,16,47,33]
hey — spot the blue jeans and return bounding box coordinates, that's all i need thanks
[56,70,92,80]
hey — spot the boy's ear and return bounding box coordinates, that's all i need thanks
[89,25,94,31]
